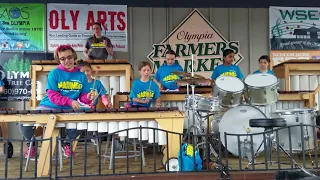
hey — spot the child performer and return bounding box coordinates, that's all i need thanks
[77,60,112,108]
[130,61,161,108]
[154,50,183,90]
[252,55,274,75]
[211,49,244,81]
[18,45,94,158]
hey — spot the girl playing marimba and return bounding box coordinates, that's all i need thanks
[154,50,183,90]
[77,60,112,108]
[19,45,94,158]
[130,61,161,108]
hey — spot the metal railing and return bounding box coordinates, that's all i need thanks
[0,124,319,179]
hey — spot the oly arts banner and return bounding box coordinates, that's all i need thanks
[0,4,45,51]
[0,52,53,101]
[47,3,128,52]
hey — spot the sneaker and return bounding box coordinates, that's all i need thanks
[25,146,35,158]
[62,145,75,158]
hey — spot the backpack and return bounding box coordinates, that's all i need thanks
[177,143,203,171]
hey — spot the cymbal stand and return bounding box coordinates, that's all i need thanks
[185,83,222,162]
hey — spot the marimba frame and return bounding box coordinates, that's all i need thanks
[0,108,184,177]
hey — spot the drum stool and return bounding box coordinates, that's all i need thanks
[247,118,317,177]
[247,118,287,168]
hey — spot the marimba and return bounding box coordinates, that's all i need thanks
[113,90,317,133]
[0,107,184,177]
[272,59,320,109]
[30,59,134,109]
[114,87,212,129]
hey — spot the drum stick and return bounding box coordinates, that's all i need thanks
[191,54,194,78]
[92,87,105,102]
[92,66,100,91]
[147,77,153,98]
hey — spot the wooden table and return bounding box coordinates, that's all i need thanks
[29,59,134,110]
[0,108,184,177]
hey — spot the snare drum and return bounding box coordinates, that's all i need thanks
[219,104,266,157]
[244,73,279,106]
[213,76,244,107]
[185,94,221,112]
[270,108,316,152]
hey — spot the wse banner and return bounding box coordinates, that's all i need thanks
[0,3,45,51]
[47,3,127,52]
[0,53,54,101]
[270,6,320,50]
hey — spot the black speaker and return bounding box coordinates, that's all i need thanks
[276,170,318,180]
[316,114,320,126]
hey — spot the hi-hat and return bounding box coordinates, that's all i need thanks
[176,78,211,85]
[172,71,205,79]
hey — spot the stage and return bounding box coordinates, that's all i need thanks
[0,141,319,179]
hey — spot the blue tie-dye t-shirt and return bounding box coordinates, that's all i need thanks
[39,67,91,109]
[129,79,161,107]
[154,63,183,90]
[211,64,244,80]
[253,69,274,75]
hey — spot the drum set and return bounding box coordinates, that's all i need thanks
[172,70,318,175]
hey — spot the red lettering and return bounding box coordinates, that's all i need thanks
[61,10,70,30]
[97,11,107,30]
[86,11,95,30]
[117,11,126,31]
[108,11,116,30]
[49,10,59,29]
[70,10,80,30]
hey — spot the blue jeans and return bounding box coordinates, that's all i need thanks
[18,106,80,145]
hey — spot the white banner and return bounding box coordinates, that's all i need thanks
[270,6,320,50]
[47,3,127,52]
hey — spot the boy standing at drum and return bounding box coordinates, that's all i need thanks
[211,49,244,81]
[130,61,161,108]
[154,50,183,90]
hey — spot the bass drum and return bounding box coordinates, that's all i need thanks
[219,104,267,157]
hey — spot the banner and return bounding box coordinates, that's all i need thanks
[270,6,320,50]
[147,9,243,78]
[47,3,127,52]
[0,4,45,51]
[0,52,54,101]
[270,50,320,66]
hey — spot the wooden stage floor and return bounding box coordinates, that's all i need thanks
[0,141,318,179]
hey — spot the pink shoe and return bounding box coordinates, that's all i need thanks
[62,145,75,158]
[25,146,35,158]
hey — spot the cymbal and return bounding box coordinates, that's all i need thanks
[172,71,205,78]
[176,78,211,85]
